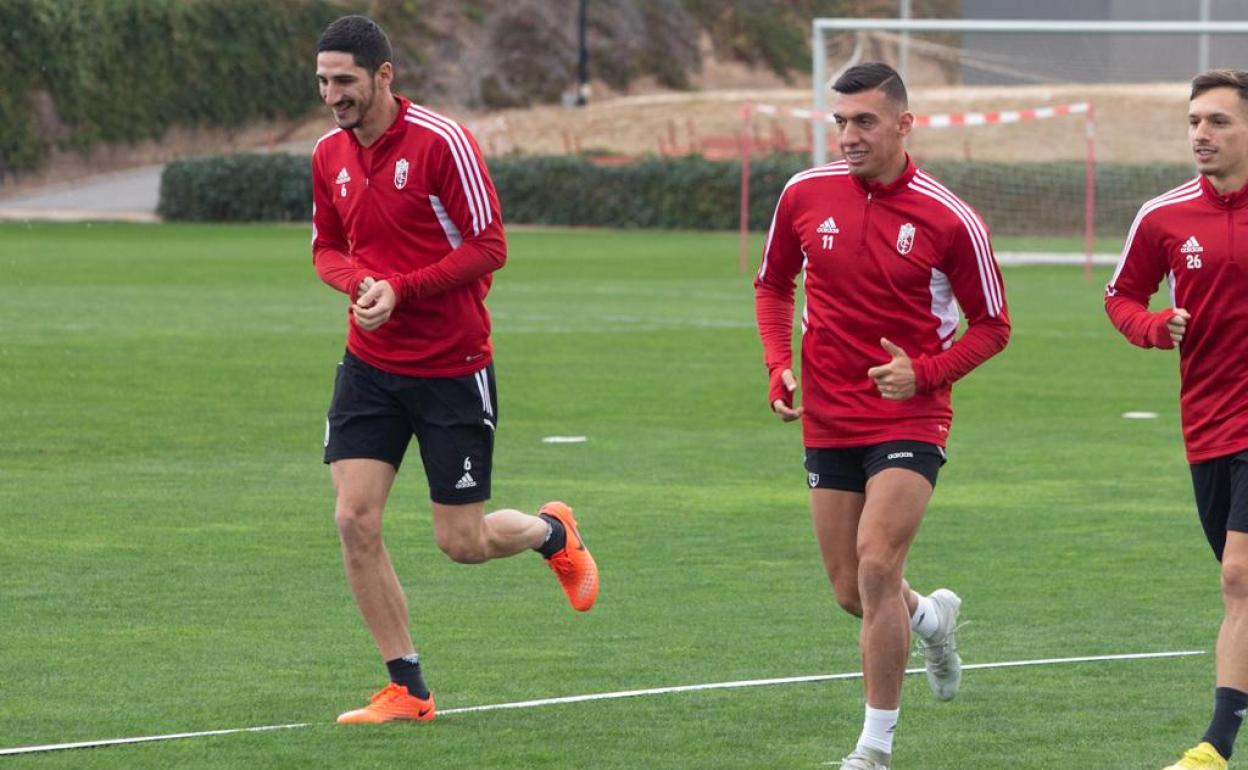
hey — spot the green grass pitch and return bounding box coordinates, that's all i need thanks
[0,222,1222,768]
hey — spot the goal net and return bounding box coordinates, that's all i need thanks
[801,16,1248,267]
[743,99,1099,267]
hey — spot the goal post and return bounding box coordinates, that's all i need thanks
[793,16,1248,276]
[812,17,1248,165]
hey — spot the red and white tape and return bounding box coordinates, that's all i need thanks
[750,101,1090,129]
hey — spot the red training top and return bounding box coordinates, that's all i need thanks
[312,95,505,378]
[1105,175,1248,463]
[754,157,1011,448]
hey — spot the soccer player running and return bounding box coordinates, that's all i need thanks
[310,15,598,724]
[754,63,1010,770]
[1106,70,1248,770]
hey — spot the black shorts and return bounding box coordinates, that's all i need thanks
[324,351,496,505]
[805,441,946,493]
[1190,449,1248,561]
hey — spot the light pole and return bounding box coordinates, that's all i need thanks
[576,0,589,106]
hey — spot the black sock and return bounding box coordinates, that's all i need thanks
[385,654,430,699]
[1202,686,1248,759]
[535,513,566,559]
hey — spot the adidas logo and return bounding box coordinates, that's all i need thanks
[335,168,351,185]
[1180,236,1204,254]
[455,472,476,490]
[816,216,839,234]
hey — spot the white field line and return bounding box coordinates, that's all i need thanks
[0,650,1203,756]
[995,251,1119,266]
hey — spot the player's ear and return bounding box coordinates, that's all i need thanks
[897,109,915,138]
[375,61,394,89]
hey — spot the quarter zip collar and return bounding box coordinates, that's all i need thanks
[850,154,917,199]
[346,95,409,153]
[1199,174,1248,210]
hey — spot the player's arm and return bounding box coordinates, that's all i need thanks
[908,220,1011,395]
[753,188,803,421]
[1104,214,1186,349]
[311,150,370,301]
[384,125,506,304]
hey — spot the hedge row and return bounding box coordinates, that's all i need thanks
[159,152,1197,237]
[0,0,333,174]
[158,153,311,222]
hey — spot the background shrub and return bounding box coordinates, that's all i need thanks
[158,154,311,222]
[160,151,1195,238]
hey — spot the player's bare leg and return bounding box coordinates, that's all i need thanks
[856,468,932,710]
[811,489,867,616]
[813,476,944,768]
[1170,531,1248,764]
[811,490,929,617]
[433,500,599,611]
[332,458,412,660]
[1216,532,1248,692]
[432,501,547,563]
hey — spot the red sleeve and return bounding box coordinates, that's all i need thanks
[311,147,368,299]
[388,126,506,302]
[1104,212,1176,349]
[753,188,802,406]
[911,216,1011,394]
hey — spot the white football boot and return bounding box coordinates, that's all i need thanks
[918,588,963,701]
[837,746,891,770]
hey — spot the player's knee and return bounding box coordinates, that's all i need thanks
[1221,557,1248,601]
[335,503,383,550]
[855,549,903,594]
[832,586,863,617]
[436,532,488,564]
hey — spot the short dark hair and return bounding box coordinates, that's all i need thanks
[1191,69,1248,103]
[317,15,392,74]
[832,62,908,110]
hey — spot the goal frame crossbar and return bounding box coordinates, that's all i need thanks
[811,17,1248,165]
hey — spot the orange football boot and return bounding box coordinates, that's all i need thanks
[540,501,599,612]
[336,682,436,724]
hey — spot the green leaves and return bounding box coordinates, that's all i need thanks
[0,0,332,174]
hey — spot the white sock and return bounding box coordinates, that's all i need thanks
[910,592,940,640]
[856,705,899,755]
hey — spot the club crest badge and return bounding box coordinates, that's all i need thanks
[394,158,409,190]
[808,473,820,488]
[896,222,916,255]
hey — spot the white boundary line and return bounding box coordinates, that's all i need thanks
[0,650,1203,756]
[996,251,1118,267]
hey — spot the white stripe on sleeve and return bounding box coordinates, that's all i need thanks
[1107,180,1201,292]
[407,106,492,235]
[909,173,1003,317]
[429,195,464,248]
[758,163,849,280]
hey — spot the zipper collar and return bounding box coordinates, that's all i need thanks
[1199,174,1248,210]
[345,95,409,153]
[850,154,917,199]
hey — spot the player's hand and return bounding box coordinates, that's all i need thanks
[770,368,802,422]
[1166,307,1190,346]
[867,338,916,401]
[353,279,396,331]
[356,276,375,301]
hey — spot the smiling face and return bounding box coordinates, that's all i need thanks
[1189,86,1248,193]
[316,51,393,140]
[832,86,914,185]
